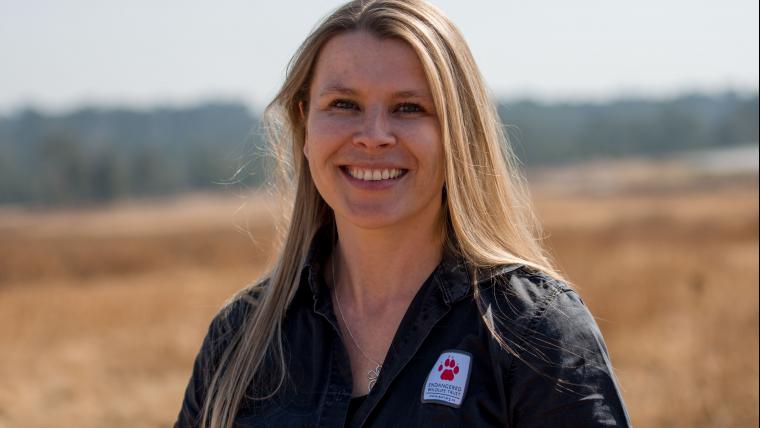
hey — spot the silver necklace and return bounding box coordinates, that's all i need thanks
[331,253,383,393]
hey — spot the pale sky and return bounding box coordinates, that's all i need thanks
[1,0,758,114]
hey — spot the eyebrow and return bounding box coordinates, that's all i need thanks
[319,85,357,97]
[318,85,432,99]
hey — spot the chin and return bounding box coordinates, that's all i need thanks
[338,207,404,230]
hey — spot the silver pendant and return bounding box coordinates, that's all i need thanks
[367,364,382,392]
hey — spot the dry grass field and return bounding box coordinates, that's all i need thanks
[0,161,757,427]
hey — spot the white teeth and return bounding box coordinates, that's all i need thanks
[347,167,405,181]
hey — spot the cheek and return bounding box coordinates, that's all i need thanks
[305,116,352,157]
[426,136,446,189]
[402,123,444,177]
[309,110,357,136]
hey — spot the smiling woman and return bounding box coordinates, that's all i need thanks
[174,1,631,427]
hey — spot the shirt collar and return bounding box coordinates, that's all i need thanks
[302,224,332,302]
[434,246,472,304]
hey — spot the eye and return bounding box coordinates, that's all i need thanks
[330,99,359,110]
[395,103,425,114]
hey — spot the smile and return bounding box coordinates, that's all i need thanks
[342,166,408,181]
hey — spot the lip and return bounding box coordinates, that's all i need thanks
[339,162,407,169]
[338,165,408,190]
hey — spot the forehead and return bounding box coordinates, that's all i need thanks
[310,31,431,96]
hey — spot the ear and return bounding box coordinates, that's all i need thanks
[298,101,306,121]
[300,100,311,159]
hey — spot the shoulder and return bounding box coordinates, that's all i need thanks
[479,267,630,427]
[205,280,268,349]
[477,265,580,336]
[174,280,269,427]
[476,266,632,426]
[475,264,612,374]
[185,279,270,385]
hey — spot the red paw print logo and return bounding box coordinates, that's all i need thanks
[438,356,460,381]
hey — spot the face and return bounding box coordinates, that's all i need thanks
[303,31,445,232]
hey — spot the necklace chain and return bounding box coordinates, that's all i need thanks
[331,251,383,393]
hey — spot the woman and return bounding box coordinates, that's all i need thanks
[176,0,631,427]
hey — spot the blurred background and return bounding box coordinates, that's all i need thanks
[0,0,757,427]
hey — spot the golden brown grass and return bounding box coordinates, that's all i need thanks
[0,172,757,427]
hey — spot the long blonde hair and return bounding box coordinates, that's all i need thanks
[201,1,560,426]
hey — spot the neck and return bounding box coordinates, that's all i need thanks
[332,215,444,316]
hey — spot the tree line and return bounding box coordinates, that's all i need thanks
[0,92,756,206]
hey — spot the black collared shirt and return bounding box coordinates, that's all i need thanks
[175,229,631,427]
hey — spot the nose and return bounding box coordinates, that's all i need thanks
[352,106,396,150]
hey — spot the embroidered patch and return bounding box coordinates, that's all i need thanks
[421,350,472,407]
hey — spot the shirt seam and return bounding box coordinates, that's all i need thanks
[505,276,566,378]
